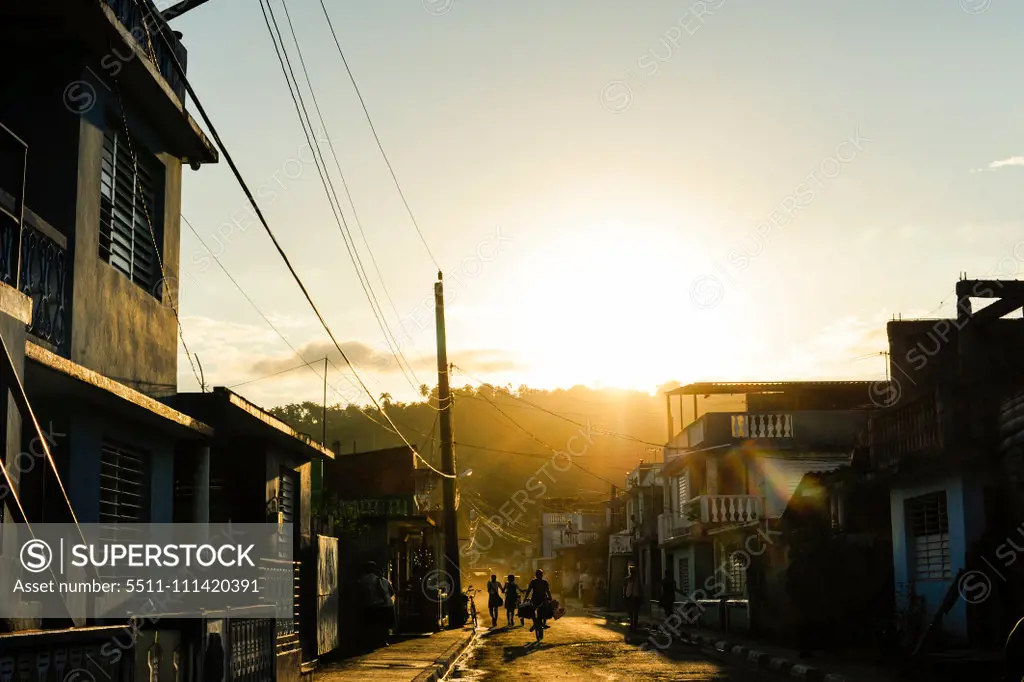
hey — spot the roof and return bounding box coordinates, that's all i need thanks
[666,381,877,396]
[165,387,333,458]
[26,342,213,438]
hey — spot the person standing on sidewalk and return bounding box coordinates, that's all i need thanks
[580,570,594,608]
[358,561,395,650]
[623,563,642,632]
[659,568,677,618]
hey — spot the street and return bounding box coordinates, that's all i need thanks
[444,612,777,681]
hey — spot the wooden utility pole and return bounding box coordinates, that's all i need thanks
[435,271,464,625]
[322,356,328,445]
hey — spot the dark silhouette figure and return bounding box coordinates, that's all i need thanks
[203,634,224,682]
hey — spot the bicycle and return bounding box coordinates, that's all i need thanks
[466,586,478,628]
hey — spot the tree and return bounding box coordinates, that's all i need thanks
[379,392,393,407]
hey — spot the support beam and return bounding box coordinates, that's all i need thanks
[956,279,1024,300]
[968,297,1024,324]
[162,0,216,21]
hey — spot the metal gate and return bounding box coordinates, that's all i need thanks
[228,618,275,682]
[317,536,339,655]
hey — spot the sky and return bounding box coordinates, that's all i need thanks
[167,0,1024,409]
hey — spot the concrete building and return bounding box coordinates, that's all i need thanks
[656,381,872,633]
[868,279,1024,649]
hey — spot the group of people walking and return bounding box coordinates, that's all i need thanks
[485,569,559,641]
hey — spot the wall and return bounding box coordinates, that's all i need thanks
[890,472,971,641]
[69,62,180,394]
[63,407,175,523]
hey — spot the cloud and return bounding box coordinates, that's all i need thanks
[971,156,1024,173]
[250,340,524,378]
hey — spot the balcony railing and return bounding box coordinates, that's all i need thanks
[101,0,188,102]
[693,495,764,525]
[657,511,693,545]
[869,390,946,470]
[658,495,765,543]
[731,413,793,438]
[0,125,71,355]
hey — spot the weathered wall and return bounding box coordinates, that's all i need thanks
[71,74,180,395]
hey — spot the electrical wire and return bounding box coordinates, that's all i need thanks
[259,0,422,394]
[455,366,667,448]
[137,4,454,477]
[276,0,410,350]
[316,0,440,271]
[227,357,325,389]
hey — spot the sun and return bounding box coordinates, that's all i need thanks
[496,219,741,391]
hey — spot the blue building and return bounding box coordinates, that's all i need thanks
[0,0,335,678]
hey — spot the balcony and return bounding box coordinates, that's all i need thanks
[667,410,867,453]
[0,125,71,355]
[659,495,765,544]
[101,0,188,102]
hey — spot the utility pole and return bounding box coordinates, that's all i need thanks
[322,356,328,445]
[435,271,465,626]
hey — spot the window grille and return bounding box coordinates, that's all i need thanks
[99,123,163,293]
[906,491,951,581]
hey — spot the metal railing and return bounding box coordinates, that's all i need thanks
[0,124,71,355]
[101,0,188,102]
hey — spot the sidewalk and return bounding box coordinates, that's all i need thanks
[586,607,902,682]
[315,626,477,682]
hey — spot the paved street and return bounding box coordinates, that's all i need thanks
[444,613,777,681]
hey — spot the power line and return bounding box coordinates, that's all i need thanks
[227,357,324,389]
[316,0,440,271]
[276,0,408,344]
[259,0,422,395]
[139,8,453,478]
[453,366,667,448]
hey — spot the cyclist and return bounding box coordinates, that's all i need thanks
[524,569,553,641]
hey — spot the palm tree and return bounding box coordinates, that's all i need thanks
[419,384,430,398]
[379,392,393,407]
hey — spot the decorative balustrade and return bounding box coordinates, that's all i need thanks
[657,511,694,544]
[731,413,794,438]
[692,495,764,525]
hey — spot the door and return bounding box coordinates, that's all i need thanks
[317,536,340,656]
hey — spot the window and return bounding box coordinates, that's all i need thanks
[677,557,691,596]
[678,472,690,507]
[727,553,747,595]
[99,439,148,523]
[99,123,163,293]
[906,491,951,581]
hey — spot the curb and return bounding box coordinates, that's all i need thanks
[411,627,478,682]
[670,633,848,682]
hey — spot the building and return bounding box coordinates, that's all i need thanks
[868,279,1024,649]
[609,462,662,613]
[166,387,338,679]
[535,498,603,593]
[656,381,872,633]
[0,0,224,677]
[320,445,443,646]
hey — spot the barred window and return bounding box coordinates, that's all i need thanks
[906,491,951,581]
[99,123,163,293]
[99,439,148,523]
[678,557,691,596]
[725,550,747,595]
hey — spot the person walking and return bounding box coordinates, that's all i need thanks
[659,568,677,618]
[580,569,594,608]
[486,574,504,628]
[623,563,642,632]
[503,574,521,627]
[357,561,395,650]
[525,569,553,641]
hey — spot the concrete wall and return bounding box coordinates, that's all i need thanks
[71,74,180,394]
[890,472,981,641]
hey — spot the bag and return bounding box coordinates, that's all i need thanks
[517,602,535,620]
[539,601,554,619]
